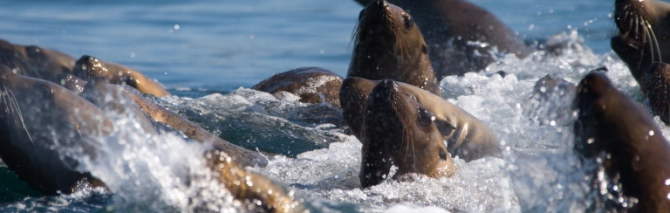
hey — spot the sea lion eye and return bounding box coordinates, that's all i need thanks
[439,149,448,161]
[402,14,414,30]
[25,46,43,58]
[34,84,53,98]
[417,107,433,127]
[435,119,456,136]
[422,44,428,54]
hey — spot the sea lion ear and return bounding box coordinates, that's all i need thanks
[434,119,455,136]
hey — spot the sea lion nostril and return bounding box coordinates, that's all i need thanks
[439,149,447,161]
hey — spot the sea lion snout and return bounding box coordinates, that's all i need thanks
[360,79,455,188]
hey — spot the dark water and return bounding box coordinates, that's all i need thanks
[0,0,637,212]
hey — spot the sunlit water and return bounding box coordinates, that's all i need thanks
[0,0,664,212]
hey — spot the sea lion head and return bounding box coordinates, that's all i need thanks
[349,0,439,95]
[0,39,74,80]
[360,79,455,188]
[612,0,670,84]
[0,64,109,194]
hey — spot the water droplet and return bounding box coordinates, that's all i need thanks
[587,138,594,144]
[649,130,655,136]
[173,24,180,30]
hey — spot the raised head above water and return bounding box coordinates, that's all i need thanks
[0,64,109,195]
[73,55,170,97]
[574,71,670,211]
[611,0,670,87]
[360,79,456,187]
[349,0,440,95]
[352,0,531,79]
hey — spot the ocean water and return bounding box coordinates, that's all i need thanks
[0,0,657,212]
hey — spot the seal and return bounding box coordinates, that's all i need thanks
[341,78,499,162]
[0,65,299,211]
[0,64,109,195]
[644,62,670,125]
[253,67,343,107]
[51,73,267,167]
[72,55,170,97]
[573,71,670,212]
[360,79,456,187]
[349,0,440,95]
[353,0,531,79]
[611,0,670,89]
[0,38,75,80]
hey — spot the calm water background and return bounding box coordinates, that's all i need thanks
[0,0,615,92]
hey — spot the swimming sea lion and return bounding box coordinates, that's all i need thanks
[253,67,343,107]
[73,55,170,97]
[52,73,267,167]
[353,0,531,79]
[349,0,440,95]
[611,0,670,88]
[360,79,456,187]
[341,77,499,167]
[573,71,670,212]
[0,38,75,80]
[644,62,670,125]
[0,65,297,210]
[205,150,304,213]
[0,64,109,195]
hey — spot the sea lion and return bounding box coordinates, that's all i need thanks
[205,150,304,213]
[611,0,670,89]
[0,65,299,211]
[353,0,531,79]
[0,38,75,80]
[0,64,109,195]
[573,71,670,212]
[253,67,343,107]
[51,73,267,167]
[349,0,440,95]
[72,55,170,97]
[645,62,670,125]
[360,79,456,187]
[341,77,499,163]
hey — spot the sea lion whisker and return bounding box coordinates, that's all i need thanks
[6,86,42,164]
[644,19,663,62]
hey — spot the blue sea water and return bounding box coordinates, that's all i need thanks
[0,0,614,92]
[0,0,647,212]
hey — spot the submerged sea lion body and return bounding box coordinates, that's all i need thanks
[341,77,498,181]
[0,65,108,194]
[73,55,170,97]
[349,0,440,95]
[0,39,75,80]
[574,71,670,212]
[354,0,531,79]
[360,79,456,187]
[253,67,343,107]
